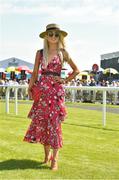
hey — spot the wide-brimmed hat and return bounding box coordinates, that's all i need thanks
[39,23,68,38]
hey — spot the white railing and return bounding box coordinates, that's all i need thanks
[0,85,119,126]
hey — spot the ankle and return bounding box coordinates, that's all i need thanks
[51,159,58,170]
[52,157,58,162]
[43,152,52,163]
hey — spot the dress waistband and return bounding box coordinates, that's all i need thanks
[41,71,60,76]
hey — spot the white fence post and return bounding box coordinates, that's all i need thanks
[6,87,10,114]
[15,88,18,115]
[103,90,106,127]
[72,89,75,102]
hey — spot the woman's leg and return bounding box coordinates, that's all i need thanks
[51,148,59,170]
[43,145,51,163]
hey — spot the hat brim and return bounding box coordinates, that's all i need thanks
[39,30,68,38]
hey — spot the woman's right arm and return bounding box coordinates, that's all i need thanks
[28,50,41,98]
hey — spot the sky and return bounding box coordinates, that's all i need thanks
[0,0,119,71]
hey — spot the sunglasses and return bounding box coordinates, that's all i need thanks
[47,31,60,38]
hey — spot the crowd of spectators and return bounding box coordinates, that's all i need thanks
[64,78,119,104]
[0,79,29,100]
[68,78,119,87]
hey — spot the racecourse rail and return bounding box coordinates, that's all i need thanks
[0,85,119,126]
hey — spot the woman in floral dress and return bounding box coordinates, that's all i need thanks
[23,23,79,170]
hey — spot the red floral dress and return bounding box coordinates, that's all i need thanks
[23,53,67,148]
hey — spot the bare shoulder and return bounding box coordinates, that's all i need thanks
[35,49,43,63]
[36,49,43,57]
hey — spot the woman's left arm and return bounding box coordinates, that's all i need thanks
[54,50,80,84]
[61,50,80,84]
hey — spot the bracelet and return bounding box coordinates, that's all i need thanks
[64,78,68,84]
[62,78,67,84]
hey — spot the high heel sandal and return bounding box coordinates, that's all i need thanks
[51,159,58,171]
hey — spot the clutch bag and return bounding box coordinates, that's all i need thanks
[31,81,41,102]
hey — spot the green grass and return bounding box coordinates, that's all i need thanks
[0,101,119,179]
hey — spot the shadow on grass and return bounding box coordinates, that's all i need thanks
[0,159,50,170]
[63,122,119,132]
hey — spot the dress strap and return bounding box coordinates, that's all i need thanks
[39,49,43,60]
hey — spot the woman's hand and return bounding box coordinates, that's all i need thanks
[28,88,33,100]
[54,76,65,84]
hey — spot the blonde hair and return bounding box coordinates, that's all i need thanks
[43,34,66,68]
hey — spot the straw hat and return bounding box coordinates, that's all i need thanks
[39,23,68,38]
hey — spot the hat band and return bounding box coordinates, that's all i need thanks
[46,27,60,31]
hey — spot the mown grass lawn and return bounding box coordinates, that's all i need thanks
[0,101,119,179]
